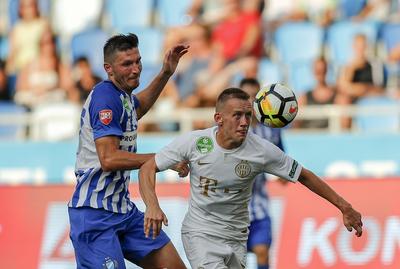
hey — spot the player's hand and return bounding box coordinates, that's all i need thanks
[172,161,190,177]
[342,206,363,237]
[161,44,189,77]
[144,205,168,239]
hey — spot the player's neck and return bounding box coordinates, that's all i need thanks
[216,130,243,150]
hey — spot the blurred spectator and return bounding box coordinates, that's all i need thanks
[387,43,400,98]
[6,0,50,74]
[171,23,213,107]
[14,31,73,109]
[186,0,226,26]
[211,0,263,67]
[69,56,102,104]
[336,33,385,128]
[352,0,391,21]
[0,60,11,101]
[388,43,400,62]
[190,0,262,106]
[296,57,337,129]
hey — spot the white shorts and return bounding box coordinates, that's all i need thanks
[182,231,247,269]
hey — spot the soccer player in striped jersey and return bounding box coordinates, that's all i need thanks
[68,33,189,269]
[139,88,363,269]
[241,77,286,269]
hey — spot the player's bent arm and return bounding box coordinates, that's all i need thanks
[298,167,363,237]
[139,157,168,239]
[95,136,154,172]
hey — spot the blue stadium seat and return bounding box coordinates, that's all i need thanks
[106,0,154,31]
[380,23,400,54]
[157,0,192,27]
[257,58,283,86]
[0,101,27,140]
[326,21,379,67]
[134,64,160,94]
[338,0,367,19]
[71,28,108,79]
[120,26,164,65]
[354,96,399,132]
[287,60,315,95]
[0,36,8,60]
[274,22,324,65]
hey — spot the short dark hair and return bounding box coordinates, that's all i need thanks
[239,77,260,88]
[216,87,250,112]
[103,33,139,63]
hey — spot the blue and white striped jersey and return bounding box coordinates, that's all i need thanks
[68,80,139,213]
[249,123,284,221]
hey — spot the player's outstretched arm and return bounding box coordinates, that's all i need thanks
[298,168,363,237]
[139,157,168,239]
[136,44,189,119]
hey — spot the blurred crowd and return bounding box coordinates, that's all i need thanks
[0,0,399,135]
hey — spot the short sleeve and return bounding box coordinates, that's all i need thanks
[262,142,302,182]
[89,86,124,140]
[155,132,193,171]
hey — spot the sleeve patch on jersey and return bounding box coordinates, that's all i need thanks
[99,109,113,125]
[289,160,299,178]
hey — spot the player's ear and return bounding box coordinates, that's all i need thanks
[104,63,112,77]
[214,112,223,126]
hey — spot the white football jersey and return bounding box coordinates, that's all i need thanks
[155,126,302,241]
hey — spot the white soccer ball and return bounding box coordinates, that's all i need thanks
[253,83,298,128]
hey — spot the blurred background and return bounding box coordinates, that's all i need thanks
[0,0,399,268]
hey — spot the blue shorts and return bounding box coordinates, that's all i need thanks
[247,215,272,251]
[68,205,170,269]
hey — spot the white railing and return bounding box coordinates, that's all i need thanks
[0,104,399,140]
[140,104,400,134]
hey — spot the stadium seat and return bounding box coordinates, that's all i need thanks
[257,58,284,86]
[338,0,367,19]
[106,0,154,31]
[287,60,315,95]
[354,96,400,132]
[0,36,8,60]
[134,64,160,94]
[29,102,81,141]
[326,21,379,67]
[0,101,27,140]
[157,0,192,27]
[274,22,324,65]
[71,28,108,79]
[120,26,164,66]
[380,23,400,55]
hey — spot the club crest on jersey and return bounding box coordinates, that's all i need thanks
[235,160,251,178]
[103,257,118,269]
[196,136,214,154]
[99,109,112,125]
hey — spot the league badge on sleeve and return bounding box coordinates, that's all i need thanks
[99,109,113,125]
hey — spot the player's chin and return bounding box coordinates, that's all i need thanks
[128,78,139,88]
[236,131,247,140]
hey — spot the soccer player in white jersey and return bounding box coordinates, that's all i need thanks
[68,33,189,269]
[139,88,363,269]
[241,77,287,269]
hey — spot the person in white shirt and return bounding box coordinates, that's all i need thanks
[139,87,363,269]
